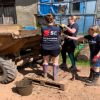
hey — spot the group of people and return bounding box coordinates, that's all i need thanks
[40,13,100,86]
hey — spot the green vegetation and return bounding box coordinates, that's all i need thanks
[59,55,89,67]
[76,60,89,66]
[59,43,90,67]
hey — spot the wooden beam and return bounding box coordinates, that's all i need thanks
[26,77,66,91]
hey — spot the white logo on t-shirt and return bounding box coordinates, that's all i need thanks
[50,31,57,36]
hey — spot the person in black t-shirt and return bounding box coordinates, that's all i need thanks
[60,16,80,80]
[67,25,100,86]
[41,14,61,81]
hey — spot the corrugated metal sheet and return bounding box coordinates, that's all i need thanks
[84,16,94,33]
[38,0,97,34]
[0,0,16,24]
[77,16,85,34]
[80,2,85,13]
[97,0,100,18]
[40,0,50,3]
[96,19,100,26]
[0,0,15,4]
[85,1,96,14]
[38,4,51,15]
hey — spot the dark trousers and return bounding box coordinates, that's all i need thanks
[61,44,76,69]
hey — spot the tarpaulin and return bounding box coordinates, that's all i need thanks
[38,4,51,16]
[40,0,50,3]
[51,3,68,15]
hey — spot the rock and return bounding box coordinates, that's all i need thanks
[77,44,90,61]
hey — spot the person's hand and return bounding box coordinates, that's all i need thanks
[60,24,67,28]
[60,24,68,31]
[64,34,69,38]
[92,56,100,63]
[61,33,69,39]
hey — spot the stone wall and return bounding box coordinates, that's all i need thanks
[15,0,38,27]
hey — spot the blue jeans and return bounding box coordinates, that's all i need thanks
[91,58,100,67]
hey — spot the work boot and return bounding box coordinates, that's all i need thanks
[53,65,58,81]
[43,65,48,78]
[60,63,67,68]
[60,63,68,71]
[85,72,100,86]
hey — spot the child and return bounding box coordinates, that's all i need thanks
[41,14,61,81]
[66,25,100,85]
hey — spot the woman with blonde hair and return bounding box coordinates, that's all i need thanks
[66,25,100,86]
[60,15,80,80]
[41,14,61,81]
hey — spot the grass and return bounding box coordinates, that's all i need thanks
[59,43,90,67]
[59,55,89,67]
[59,44,90,67]
[76,60,89,66]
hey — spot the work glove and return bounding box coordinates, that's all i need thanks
[60,24,67,28]
[92,56,100,63]
[60,24,67,31]
[61,33,69,39]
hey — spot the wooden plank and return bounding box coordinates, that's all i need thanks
[26,76,66,91]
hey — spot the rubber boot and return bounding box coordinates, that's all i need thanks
[88,68,94,81]
[70,71,79,81]
[70,68,79,81]
[43,64,48,78]
[53,65,58,81]
[85,72,100,86]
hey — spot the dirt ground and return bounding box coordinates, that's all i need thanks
[0,63,100,100]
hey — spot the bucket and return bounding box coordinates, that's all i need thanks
[15,78,33,96]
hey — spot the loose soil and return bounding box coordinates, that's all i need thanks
[0,63,100,100]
